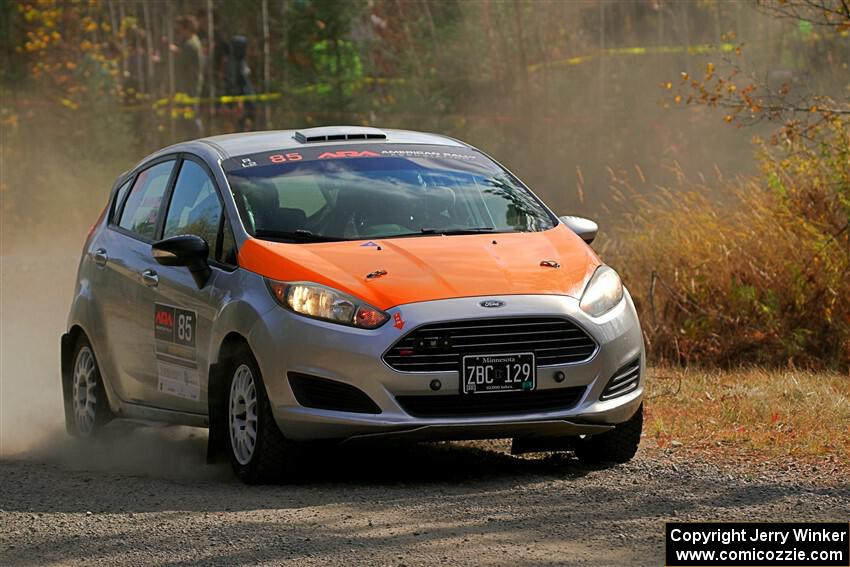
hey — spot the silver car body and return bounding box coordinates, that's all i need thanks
[63,127,644,444]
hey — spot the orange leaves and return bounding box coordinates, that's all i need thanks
[16,0,124,110]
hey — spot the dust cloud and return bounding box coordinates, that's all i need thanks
[0,205,218,479]
[1,228,85,458]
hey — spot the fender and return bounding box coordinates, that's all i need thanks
[205,284,275,462]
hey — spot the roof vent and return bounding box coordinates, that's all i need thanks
[294,126,387,144]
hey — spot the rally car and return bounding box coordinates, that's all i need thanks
[62,126,645,483]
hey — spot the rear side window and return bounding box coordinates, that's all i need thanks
[162,160,222,259]
[118,160,175,239]
[110,179,132,223]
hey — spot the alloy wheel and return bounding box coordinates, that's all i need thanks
[72,346,98,436]
[229,363,259,465]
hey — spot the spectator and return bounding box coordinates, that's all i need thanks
[172,15,205,139]
[230,35,256,131]
[195,7,233,100]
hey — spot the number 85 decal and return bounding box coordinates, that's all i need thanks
[176,312,193,343]
[269,152,302,163]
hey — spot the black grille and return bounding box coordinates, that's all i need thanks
[288,373,381,414]
[600,358,640,401]
[383,317,597,373]
[396,387,585,418]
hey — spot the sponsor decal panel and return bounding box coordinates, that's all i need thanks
[221,144,486,171]
[156,362,200,402]
[154,303,200,401]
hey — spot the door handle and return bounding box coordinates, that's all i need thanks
[93,248,108,267]
[141,269,159,288]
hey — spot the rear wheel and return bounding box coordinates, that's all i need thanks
[69,336,111,437]
[225,349,300,484]
[575,403,643,464]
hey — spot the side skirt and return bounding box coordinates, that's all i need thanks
[114,401,209,428]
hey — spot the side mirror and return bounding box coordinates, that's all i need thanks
[151,234,211,289]
[559,215,598,244]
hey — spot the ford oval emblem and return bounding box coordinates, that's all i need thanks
[479,300,505,308]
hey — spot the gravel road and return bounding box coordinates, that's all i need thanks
[1,427,847,567]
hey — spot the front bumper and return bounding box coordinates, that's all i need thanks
[249,292,645,441]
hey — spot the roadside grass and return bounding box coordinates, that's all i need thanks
[605,124,850,370]
[644,366,850,466]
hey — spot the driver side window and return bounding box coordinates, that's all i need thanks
[163,160,222,260]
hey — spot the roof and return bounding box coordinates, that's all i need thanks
[197,126,469,159]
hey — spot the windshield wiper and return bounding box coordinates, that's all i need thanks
[419,226,496,235]
[254,229,347,243]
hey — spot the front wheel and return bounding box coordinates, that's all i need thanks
[225,349,300,484]
[575,403,643,464]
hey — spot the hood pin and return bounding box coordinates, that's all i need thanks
[366,269,388,280]
[540,260,560,269]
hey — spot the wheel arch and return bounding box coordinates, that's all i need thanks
[61,325,115,436]
[61,325,87,435]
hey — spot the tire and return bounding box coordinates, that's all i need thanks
[575,403,643,464]
[67,335,112,437]
[224,347,300,484]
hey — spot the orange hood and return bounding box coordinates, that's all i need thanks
[238,225,600,311]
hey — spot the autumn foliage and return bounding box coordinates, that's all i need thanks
[17,1,124,109]
[611,121,850,369]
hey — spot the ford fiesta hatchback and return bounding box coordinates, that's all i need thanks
[62,126,645,483]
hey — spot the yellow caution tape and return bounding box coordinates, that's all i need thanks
[147,76,406,109]
[528,42,737,72]
[152,91,283,109]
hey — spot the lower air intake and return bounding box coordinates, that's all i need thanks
[396,387,585,418]
[600,358,641,401]
[288,373,382,414]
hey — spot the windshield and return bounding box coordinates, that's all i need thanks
[224,144,556,243]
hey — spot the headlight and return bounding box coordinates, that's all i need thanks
[265,280,389,329]
[579,265,624,317]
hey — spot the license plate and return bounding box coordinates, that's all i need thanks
[461,353,536,394]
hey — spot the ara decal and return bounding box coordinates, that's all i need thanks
[317,150,380,159]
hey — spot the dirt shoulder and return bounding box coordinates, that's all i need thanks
[1,435,847,567]
[644,366,850,470]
